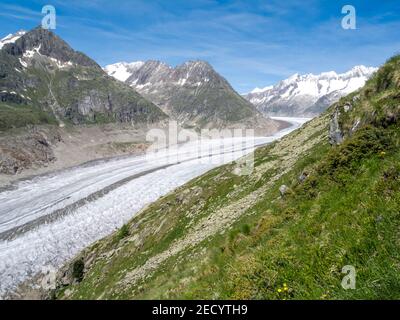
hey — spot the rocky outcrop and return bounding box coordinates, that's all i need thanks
[279,184,288,197]
[298,172,309,183]
[329,107,344,145]
[0,124,155,180]
[0,129,59,174]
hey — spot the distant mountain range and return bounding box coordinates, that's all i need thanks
[243,66,378,117]
[1,27,376,132]
[0,28,282,134]
[104,60,282,132]
[105,60,377,119]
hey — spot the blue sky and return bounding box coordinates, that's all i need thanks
[0,0,399,93]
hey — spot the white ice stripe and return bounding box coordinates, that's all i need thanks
[0,138,269,232]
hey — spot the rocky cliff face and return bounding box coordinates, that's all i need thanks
[0,27,167,130]
[105,60,282,132]
[244,66,377,117]
[0,128,60,175]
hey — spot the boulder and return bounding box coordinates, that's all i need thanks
[343,102,352,113]
[298,172,308,183]
[279,185,288,197]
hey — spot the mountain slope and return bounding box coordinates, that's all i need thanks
[244,66,377,117]
[0,27,167,131]
[54,55,400,300]
[105,60,284,133]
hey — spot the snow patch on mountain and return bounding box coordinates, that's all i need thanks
[103,61,145,82]
[23,44,42,59]
[251,85,273,94]
[0,30,26,50]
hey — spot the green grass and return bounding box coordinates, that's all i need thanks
[0,102,57,131]
[180,126,400,300]
[72,259,85,283]
[115,224,130,242]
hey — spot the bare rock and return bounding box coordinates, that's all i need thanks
[279,185,288,197]
[298,172,309,183]
[343,102,352,113]
[0,130,56,175]
[191,186,203,196]
[329,107,344,145]
[351,118,361,133]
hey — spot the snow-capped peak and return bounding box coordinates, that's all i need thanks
[0,30,26,49]
[285,73,300,82]
[244,65,378,117]
[248,65,377,96]
[103,61,145,82]
[105,59,217,91]
[344,65,378,78]
[319,71,338,78]
[251,85,273,94]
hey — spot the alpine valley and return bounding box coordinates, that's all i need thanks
[49,54,400,300]
[0,27,283,185]
[1,21,399,302]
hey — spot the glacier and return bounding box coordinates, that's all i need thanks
[0,118,309,298]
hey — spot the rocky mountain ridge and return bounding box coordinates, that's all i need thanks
[0,27,167,130]
[105,60,283,132]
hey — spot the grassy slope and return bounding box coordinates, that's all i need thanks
[57,56,400,300]
[0,102,57,131]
